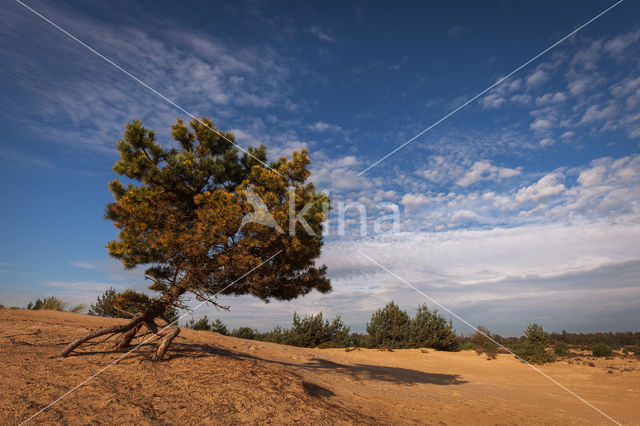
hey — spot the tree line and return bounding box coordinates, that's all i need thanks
[23,290,638,363]
[78,290,638,361]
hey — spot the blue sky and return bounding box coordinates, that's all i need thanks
[1,0,639,335]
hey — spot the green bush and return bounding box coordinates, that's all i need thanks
[261,326,284,343]
[211,319,228,335]
[469,326,499,356]
[459,341,476,351]
[554,341,571,357]
[281,312,351,348]
[186,315,212,331]
[349,333,369,348]
[231,327,257,340]
[27,296,85,313]
[366,301,410,349]
[514,323,554,364]
[27,296,67,311]
[515,341,554,364]
[409,304,457,351]
[592,342,613,357]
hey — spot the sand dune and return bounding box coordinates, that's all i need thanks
[1,308,638,424]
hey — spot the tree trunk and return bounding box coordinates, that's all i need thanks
[115,322,144,348]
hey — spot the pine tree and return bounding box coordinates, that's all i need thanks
[366,301,410,349]
[60,117,330,360]
[88,288,124,318]
[409,305,457,351]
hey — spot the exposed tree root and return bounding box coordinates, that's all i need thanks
[58,315,179,361]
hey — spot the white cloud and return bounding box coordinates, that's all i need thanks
[308,121,343,132]
[310,155,376,192]
[530,118,553,132]
[456,160,521,187]
[560,131,574,139]
[480,93,506,109]
[611,75,640,108]
[536,92,567,105]
[515,172,565,204]
[526,69,549,88]
[604,29,640,56]
[567,73,595,96]
[577,165,606,187]
[539,138,554,147]
[571,40,602,71]
[305,25,336,43]
[510,94,531,105]
[401,193,431,210]
[579,102,617,124]
[452,209,478,221]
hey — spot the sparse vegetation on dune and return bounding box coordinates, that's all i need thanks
[26,296,85,314]
[592,342,613,357]
[25,293,638,362]
[513,323,555,364]
[4,308,640,425]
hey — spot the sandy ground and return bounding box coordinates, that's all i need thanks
[1,308,638,425]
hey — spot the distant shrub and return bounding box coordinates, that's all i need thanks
[231,327,257,340]
[515,341,554,364]
[348,333,369,348]
[281,312,351,348]
[186,315,212,331]
[469,326,499,357]
[554,341,571,357]
[211,319,228,335]
[408,304,457,351]
[514,323,554,364]
[27,296,67,311]
[69,304,87,313]
[261,326,284,343]
[622,347,629,356]
[470,326,495,347]
[366,301,410,349]
[592,342,613,357]
[459,341,476,351]
[26,296,85,313]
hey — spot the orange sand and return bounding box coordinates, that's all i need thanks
[1,308,638,424]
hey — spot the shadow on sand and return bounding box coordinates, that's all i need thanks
[168,341,468,386]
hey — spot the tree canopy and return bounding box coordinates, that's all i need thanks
[105,117,331,314]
